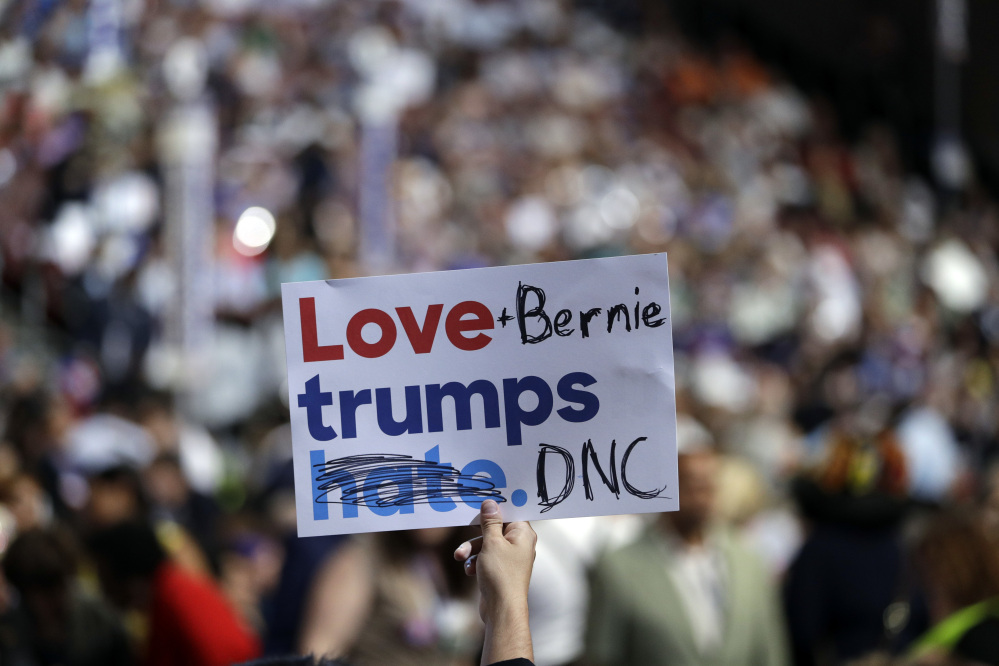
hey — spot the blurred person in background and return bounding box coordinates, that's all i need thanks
[216,518,284,640]
[85,464,212,576]
[247,430,350,655]
[264,528,347,655]
[783,355,923,666]
[135,390,225,498]
[0,472,55,532]
[296,526,481,666]
[143,453,222,573]
[585,441,789,666]
[3,389,77,520]
[64,384,155,475]
[87,520,260,666]
[907,510,999,666]
[0,527,131,666]
[526,514,644,666]
[240,499,537,666]
[83,465,148,529]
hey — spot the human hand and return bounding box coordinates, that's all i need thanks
[454,499,536,665]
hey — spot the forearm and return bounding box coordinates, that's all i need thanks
[482,599,533,666]
[454,503,537,666]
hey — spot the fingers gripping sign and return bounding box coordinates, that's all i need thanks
[454,499,537,665]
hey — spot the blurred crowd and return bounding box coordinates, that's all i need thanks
[1,0,999,665]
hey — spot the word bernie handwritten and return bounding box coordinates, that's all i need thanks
[514,283,666,344]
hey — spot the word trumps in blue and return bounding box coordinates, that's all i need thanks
[298,371,600,447]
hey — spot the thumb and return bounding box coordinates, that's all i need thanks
[479,499,504,540]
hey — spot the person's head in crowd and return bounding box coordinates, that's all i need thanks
[791,431,909,530]
[87,519,262,663]
[817,350,866,418]
[913,510,999,621]
[791,350,910,529]
[144,453,191,513]
[87,520,167,610]
[136,389,181,455]
[3,388,69,464]
[88,460,216,577]
[811,424,908,499]
[85,464,148,528]
[663,439,719,544]
[715,457,768,526]
[0,473,53,531]
[3,528,79,643]
[95,381,144,420]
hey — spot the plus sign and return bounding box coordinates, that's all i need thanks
[497,308,515,328]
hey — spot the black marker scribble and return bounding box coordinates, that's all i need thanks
[582,438,620,501]
[313,454,505,507]
[536,443,574,513]
[621,436,671,499]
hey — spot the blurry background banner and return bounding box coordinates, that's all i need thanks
[85,0,124,83]
[159,39,218,418]
[351,26,434,272]
[357,121,398,272]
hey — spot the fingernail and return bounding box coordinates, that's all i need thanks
[465,554,477,568]
[482,499,499,516]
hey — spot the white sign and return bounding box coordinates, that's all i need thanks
[281,254,679,536]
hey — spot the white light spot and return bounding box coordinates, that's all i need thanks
[922,239,988,313]
[505,196,557,252]
[599,185,640,230]
[233,206,276,256]
[48,203,97,275]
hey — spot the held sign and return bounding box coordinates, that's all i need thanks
[281,254,679,536]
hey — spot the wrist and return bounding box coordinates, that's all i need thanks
[482,597,532,665]
[488,595,530,620]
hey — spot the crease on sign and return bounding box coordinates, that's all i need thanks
[661,364,676,390]
[619,359,674,383]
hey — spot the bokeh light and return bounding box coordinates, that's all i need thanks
[233,206,277,257]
